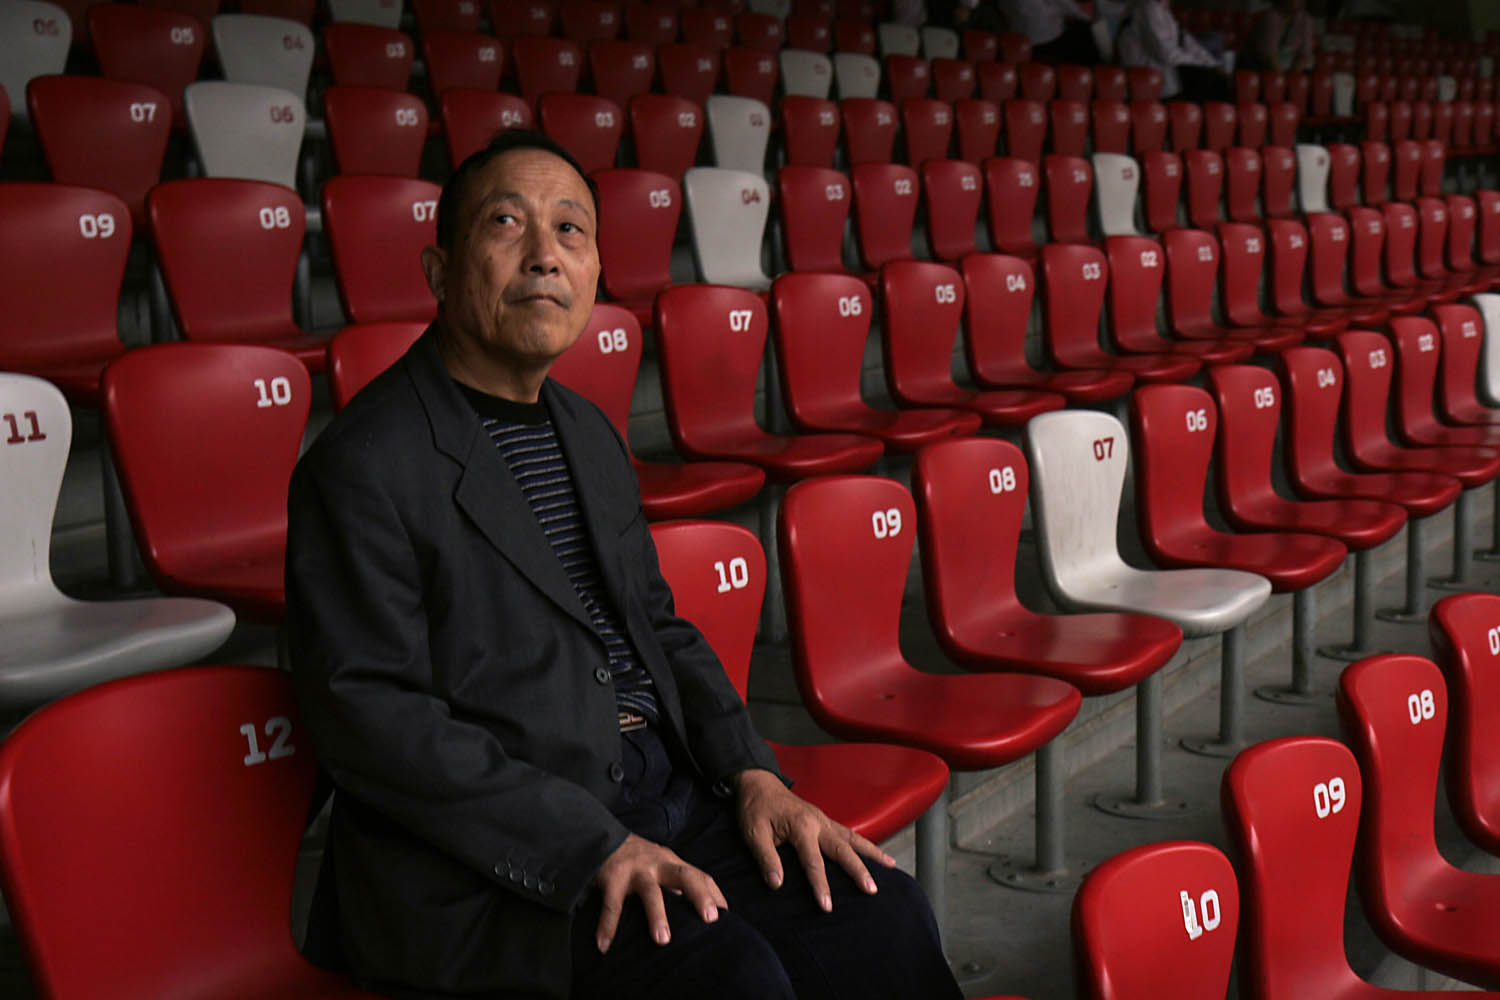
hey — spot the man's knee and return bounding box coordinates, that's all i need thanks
[694,919,798,1000]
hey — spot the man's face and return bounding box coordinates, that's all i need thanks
[423,148,600,380]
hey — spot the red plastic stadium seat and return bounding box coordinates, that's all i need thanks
[884,53,930,102]
[589,38,654,107]
[1337,654,1500,990]
[931,57,975,102]
[0,666,382,1000]
[734,10,782,51]
[786,13,832,52]
[1128,66,1164,103]
[679,6,732,49]
[1411,100,1434,141]
[1093,65,1127,102]
[1162,227,1301,352]
[1003,97,1047,163]
[1043,153,1092,244]
[1167,100,1202,152]
[148,179,328,371]
[962,27,997,62]
[770,272,980,450]
[1304,212,1393,325]
[779,94,838,167]
[1432,303,1500,427]
[879,260,1065,426]
[1048,98,1089,157]
[322,176,438,326]
[1361,139,1392,204]
[626,94,702,179]
[656,43,720,107]
[901,97,953,164]
[653,285,885,480]
[1072,841,1239,1000]
[1326,142,1361,211]
[982,156,1041,258]
[840,96,898,164]
[510,35,583,111]
[1260,145,1297,218]
[490,0,554,36]
[977,61,1018,103]
[1182,149,1225,229]
[1268,101,1299,147]
[1234,102,1267,148]
[1041,242,1200,383]
[0,184,131,405]
[102,343,308,621]
[559,0,621,43]
[920,158,982,261]
[1054,62,1091,101]
[1017,61,1055,101]
[851,162,918,269]
[549,305,765,519]
[1388,316,1500,452]
[1140,150,1183,232]
[1222,146,1262,223]
[326,321,426,409]
[593,168,678,329]
[323,86,428,176]
[833,19,876,56]
[651,519,947,842]
[954,97,1000,163]
[961,253,1133,402]
[723,45,778,105]
[997,32,1030,64]
[624,3,676,45]
[440,89,532,167]
[28,75,170,226]
[1264,217,1350,337]
[323,24,413,90]
[1430,592,1500,857]
[777,165,855,275]
[421,30,503,97]
[1393,138,1424,201]
[89,4,204,127]
[1090,99,1130,155]
[412,0,481,34]
[537,92,622,173]
[1106,235,1255,365]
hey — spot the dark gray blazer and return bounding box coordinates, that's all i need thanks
[287,329,780,998]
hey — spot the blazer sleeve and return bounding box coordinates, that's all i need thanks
[287,442,630,915]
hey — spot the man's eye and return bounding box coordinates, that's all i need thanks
[494,213,516,225]
[559,221,582,233]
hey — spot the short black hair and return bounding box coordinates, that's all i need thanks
[434,129,600,249]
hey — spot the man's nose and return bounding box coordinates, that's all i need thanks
[522,226,562,273]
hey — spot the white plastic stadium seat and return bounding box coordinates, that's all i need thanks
[780,50,833,100]
[185,81,306,188]
[683,167,774,291]
[705,94,772,174]
[0,0,70,122]
[212,14,316,99]
[877,22,920,57]
[920,25,959,60]
[834,53,881,100]
[326,0,402,28]
[1295,142,1331,215]
[1093,152,1143,237]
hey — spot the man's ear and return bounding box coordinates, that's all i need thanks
[420,245,447,304]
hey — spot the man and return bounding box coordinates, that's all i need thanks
[286,130,961,1000]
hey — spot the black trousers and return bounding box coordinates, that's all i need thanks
[569,729,962,1000]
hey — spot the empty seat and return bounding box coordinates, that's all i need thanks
[537,92,623,173]
[588,38,655,107]
[103,343,310,622]
[1140,150,1184,233]
[851,162,919,271]
[779,95,840,167]
[1431,302,1500,428]
[1018,61,1056,102]
[1265,217,1354,337]
[321,176,439,327]
[919,158,981,262]
[184,82,305,188]
[0,666,379,998]
[840,96,898,164]
[776,165,854,275]
[1003,98,1047,163]
[982,156,1042,259]
[681,167,773,291]
[705,93,771,173]
[323,86,427,177]
[785,13,832,52]
[1130,100,1169,154]
[1269,101,1300,146]
[411,0,480,34]
[901,97,953,165]
[931,58,975,102]
[1091,99,1131,155]
[1235,102,1268,148]
[657,42,721,106]
[833,51,881,99]
[1092,153,1141,237]
[440,89,532,167]
[1108,234,1255,364]
[593,168,679,329]
[781,48,834,98]
[213,14,315,97]
[423,29,505,97]
[723,45,779,105]
[834,19,877,58]
[1168,101,1202,152]
[327,0,402,28]
[149,178,328,371]
[323,23,413,90]
[1162,227,1302,353]
[1182,149,1225,229]
[90,4,204,127]
[510,35,583,110]
[326,321,426,409]
[961,253,1134,403]
[559,0,620,42]
[954,97,1000,163]
[1223,146,1262,223]
[1261,145,1298,218]
[771,272,980,450]
[1430,592,1500,856]
[1048,98,1090,157]
[654,284,885,478]
[627,94,703,179]
[977,61,1018,103]
[1042,153,1093,245]
[0,0,70,123]
[1072,841,1239,1000]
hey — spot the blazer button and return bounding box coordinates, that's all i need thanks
[523,874,536,889]
[509,868,523,883]
[539,880,555,896]
[608,761,625,782]
[594,666,610,684]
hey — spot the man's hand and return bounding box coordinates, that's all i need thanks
[592,833,727,953]
[733,768,897,912]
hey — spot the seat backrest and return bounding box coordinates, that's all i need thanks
[1130,100,1168,155]
[1044,153,1093,245]
[781,48,833,98]
[877,20,919,56]
[901,97,954,165]
[1278,345,1348,490]
[560,0,621,42]
[1024,408,1132,601]
[1257,145,1295,220]
[1093,152,1141,237]
[983,155,1041,255]
[1410,100,1433,141]
[705,93,770,172]
[1235,101,1268,149]
[490,0,554,34]
[327,0,402,27]
[1233,70,1260,106]
[594,168,680,303]
[851,162,918,270]
[1344,205,1388,299]
[440,88,532,167]
[1325,142,1361,211]
[323,24,412,88]
[1431,303,1487,422]
[627,94,703,179]
[1072,840,1240,1000]
[1129,66,1164,103]
[682,167,772,290]
[879,259,968,403]
[1216,221,1270,327]
[412,0,480,34]
[920,24,958,59]
[547,302,643,445]
[1429,591,1500,852]
[1332,329,1397,462]
[1041,241,1111,369]
[1207,363,1293,524]
[102,343,309,578]
[28,75,170,227]
[1392,138,1423,201]
[1359,139,1391,204]
[1388,315,1444,437]
[1090,99,1130,155]
[1222,736,1367,999]
[1269,101,1299,147]
[321,175,439,326]
[1481,294,1500,407]
[1381,200,1421,287]
[770,271,875,431]
[1167,227,1230,337]
[1265,217,1312,316]
[184,81,304,187]
[781,96,840,170]
[1444,195,1477,272]
[1414,196,1450,280]
[1365,99,1391,141]
[510,35,583,108]
[960,253,1039,386]
[1131,382,1220,557]
[998,31,1031,64]
[323,85,427,177]
[150,178,304,344]
[840,96,897,164]
[1390,99,1414,141]
[723,45,779,106]
[1202,101,1237,152]
[213,14,313,96]
[0,183,129,372]
[650,520,764,700]
[1182,148,1224,229]
[1003,97,1047,163]
[777,165,851,273]
[977,60,1017,103]
[1222,146,1262,223]
[0,372,73,595]
[89,4,202,125]
[0,666,330,999]
[1092,65,1127,103]
[833,51,880,99]
[654,284,773,457]
[880,53,927,103]
[538,92,623,173]
[920,158,981,261]
[421,29,504,96]
[1419,139,1444,198]
[834,18,877,56]
[1018,61,1056,102]
[931,57,976,102]
[0,0,70,123]
[1140,150,1182,234]
[954,97,1000,164]
[785,13,831,53]
[1104,235,1167,352]
[1304,211,1352,306]
[588,38,654,107]
[963,27,998,62]
[657,42,720,107]
[1048,98,1090,157]
[1294,143,1331,214]
[779,474,915,714]
[326,321,426,409]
